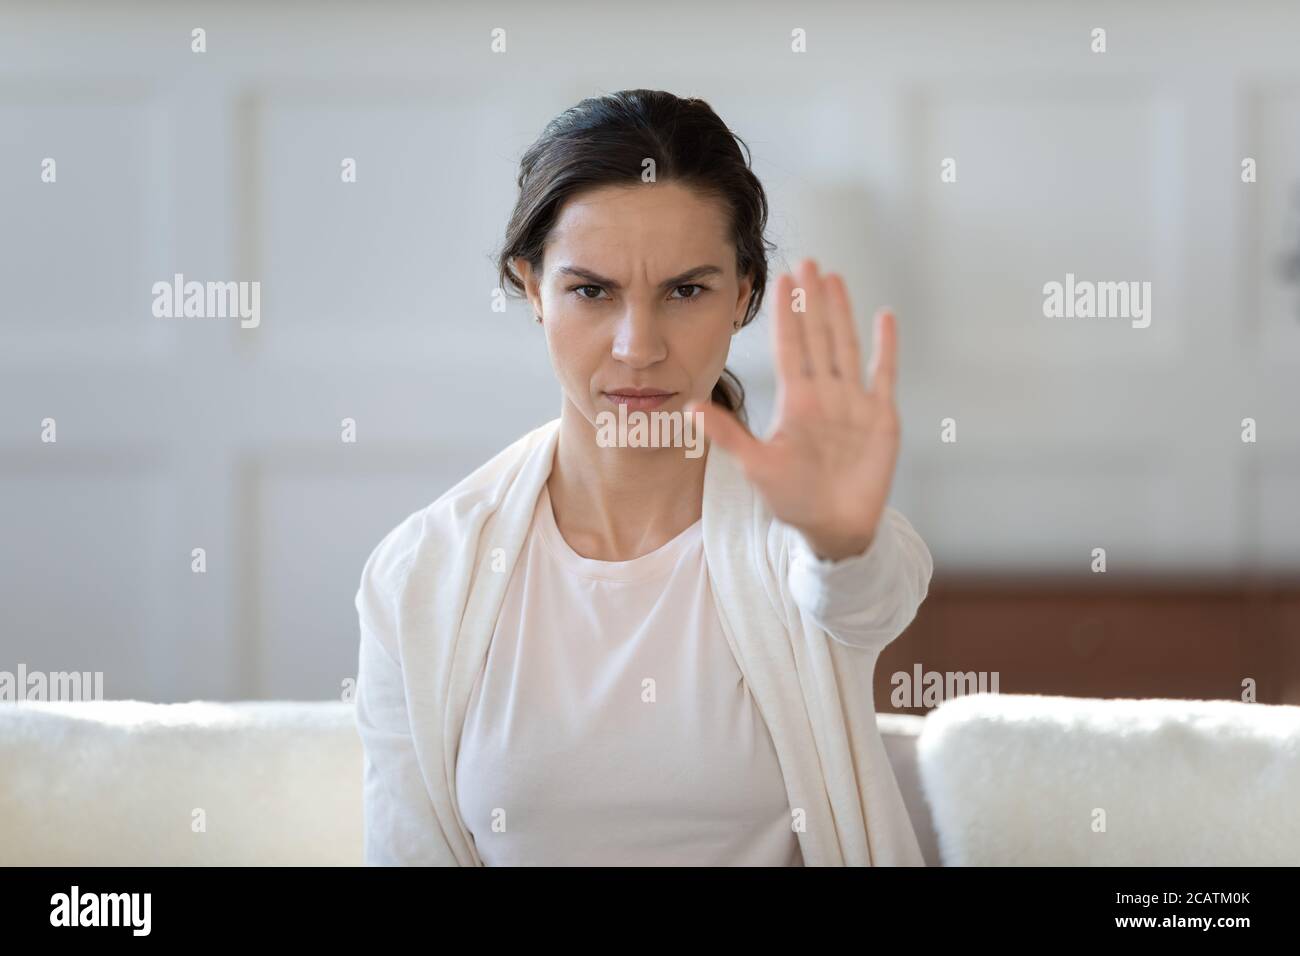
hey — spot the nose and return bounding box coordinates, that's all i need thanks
[610,300,667,369]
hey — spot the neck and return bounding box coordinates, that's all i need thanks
[546,399,708,561]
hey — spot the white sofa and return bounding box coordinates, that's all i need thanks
[2,693,1296,865]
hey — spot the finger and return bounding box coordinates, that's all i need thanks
[687,399,764,470]
[795,258,836,380]
[866,308,898,401]
[824,273,862,387]
[772,271,809,385]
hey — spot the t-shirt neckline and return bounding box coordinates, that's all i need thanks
[536,483,702,583]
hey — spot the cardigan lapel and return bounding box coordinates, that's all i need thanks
[699,439,847,865]
[436,419,563,866]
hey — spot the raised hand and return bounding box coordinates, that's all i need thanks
[687,258,900,562]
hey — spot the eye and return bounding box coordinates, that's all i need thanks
[571,284,607,301]
[567,283,709,304]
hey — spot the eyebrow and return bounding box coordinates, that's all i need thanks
[556,264,724,290]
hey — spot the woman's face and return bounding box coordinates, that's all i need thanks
[514,181,753,427]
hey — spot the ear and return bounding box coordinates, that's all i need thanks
[733,271,754,330]
[513,256,542,316]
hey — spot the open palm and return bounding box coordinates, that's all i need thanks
[688,258,900,562]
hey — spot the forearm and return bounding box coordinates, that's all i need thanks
[787,506,934,650]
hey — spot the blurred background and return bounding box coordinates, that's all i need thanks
[1,1,1297,708]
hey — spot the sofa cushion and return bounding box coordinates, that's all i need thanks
[0,700,361,865]
[916,693,1300,865]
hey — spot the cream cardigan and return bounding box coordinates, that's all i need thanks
[353,416,933,866]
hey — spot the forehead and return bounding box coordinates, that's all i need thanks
[545,182,733,274]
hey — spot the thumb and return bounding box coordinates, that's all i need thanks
[686,399,762,468]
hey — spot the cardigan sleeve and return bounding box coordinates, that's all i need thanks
[353,522,459,866]
[784,505,933,652]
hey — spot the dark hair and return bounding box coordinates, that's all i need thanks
[494,89,775,427]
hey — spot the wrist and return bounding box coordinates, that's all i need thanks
[800,526,877,563]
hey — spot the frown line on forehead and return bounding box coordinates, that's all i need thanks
[555,264,725,291]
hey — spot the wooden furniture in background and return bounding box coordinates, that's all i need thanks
[877,574,1300,713]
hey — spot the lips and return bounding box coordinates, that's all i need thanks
[603,389,675,411]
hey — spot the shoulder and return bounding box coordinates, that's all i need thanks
[355,418,559,603]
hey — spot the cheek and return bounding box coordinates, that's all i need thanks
[678,315,734,374]
[543,311,604,382]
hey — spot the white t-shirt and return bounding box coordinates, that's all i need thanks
[455,483,804,866]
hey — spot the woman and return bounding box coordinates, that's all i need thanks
[353,89,933,866]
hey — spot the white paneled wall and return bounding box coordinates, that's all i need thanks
[1,1,1297,701]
